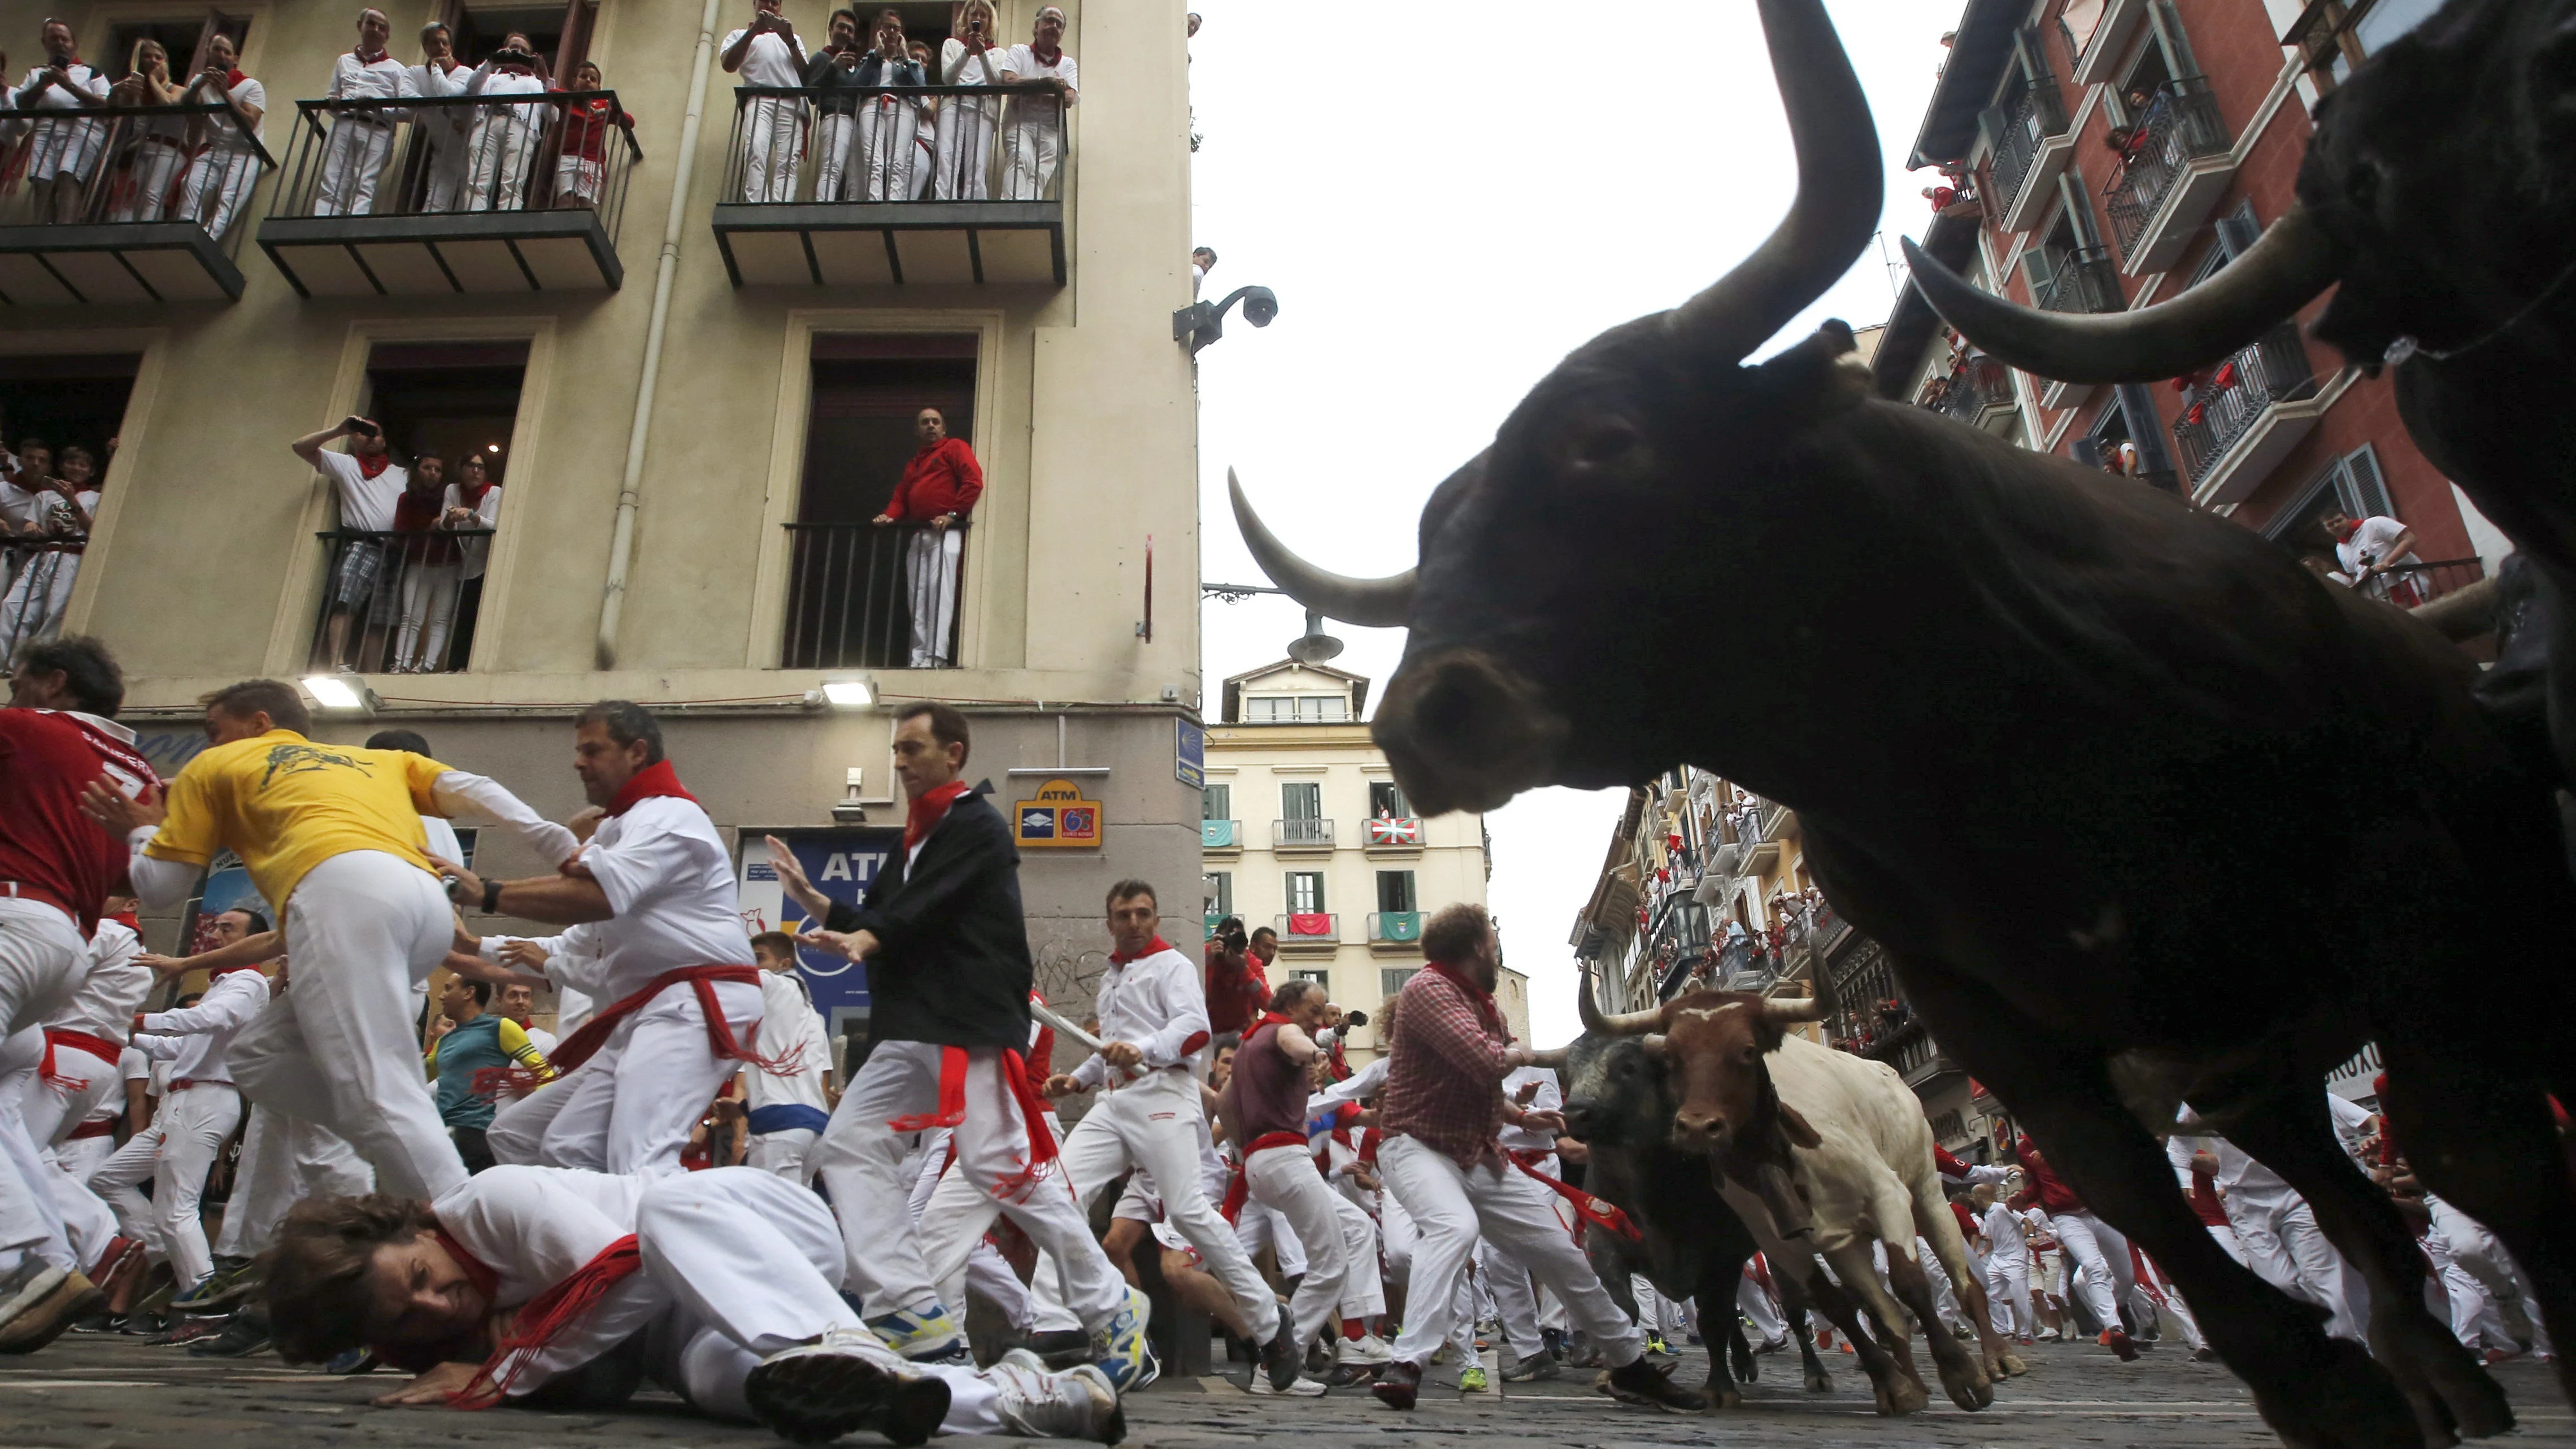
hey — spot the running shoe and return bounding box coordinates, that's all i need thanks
[989,1350,1125,1442]
[747,1328,950,1447]
[187,1310,272,1359]
[170,1259,259,1314]
[0,1267,99,1355]
[1371,1360,1422,1411]
[1260,1302,1301,1392]
[1501,1350,1560,1382]
[1090,1285,1159,1394]
[1338,1332,1393,1365]
[1457,1364,1489,1393]
[2100,1328,2139,1362]
[1644,1331,1672,1356]
[863,1300,965,1363]
[1248,1368,1327,1396]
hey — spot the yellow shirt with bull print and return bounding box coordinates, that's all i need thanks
[145,729,450,914]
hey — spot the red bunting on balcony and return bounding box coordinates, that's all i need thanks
[2211,360,2238,390]
[1288,913,1332,938]
[2186,403,2207,425]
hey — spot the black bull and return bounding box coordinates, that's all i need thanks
[1229,1,2576,1446]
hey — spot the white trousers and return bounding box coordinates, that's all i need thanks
[930,99,998,199]
[395,563,461,671]
[1985,1252,2034,1336]
[2429,1194,2552,1356]
[2130,1248,2205,1349]
[211,1106,369,1260]
[314,118,395,216]
[908,1129,1036,1334]
[0,906,85,1274]
[854,99,919,200]
[108,137,187,221]
[85,1083,238,1287]
[0,550,79,662]
[1246,1144,1350,1352]
[173,148,261,238]
[420,133,469,213]
[738,96,803,202]
[1234,1195,1306,1278]
[2051,1209,2136,1337]
[1328,1189,1387,1319]
[229,851,464,1199]
[464,111,536,212]
[628,1169,1006,1435]
[0,1027,71,1274]
[905,528,963,668]
[89,1121,163,1263]
[1000,118,1060,200]
[812,112,858,201]
[1032,1072,1270,1334]
[813,1041,1119,1329]
[1377,1135,1641,1369]
[7,1033,121,1272]
[2225,1189,2364,1343]
[486,978,761,1179]
[1740,1263,1786,1342]
[747,1126,819,1182]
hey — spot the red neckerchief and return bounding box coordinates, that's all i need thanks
[226,68,246,86]
[354,450,394,480]
[355,47,389,66]
[432,1229,499,1304]
[1030,42,1061,66]
[2334,517,2364,542]
[208,963,263,980]
[604,759,698,819]
[459,481,498,512]
[1424,959,1504,1033]
[110,910,138,930]
[903,779,972,852]
[1251,1010,1292,1029]
[1110,935,1174,967]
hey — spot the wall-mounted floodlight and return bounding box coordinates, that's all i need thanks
[820,678,875,709]
[301,675,377,714]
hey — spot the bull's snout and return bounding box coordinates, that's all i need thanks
[1560,1099,1598,1139]
[1373,650,1571,815]
[1672,1107,1730,1150]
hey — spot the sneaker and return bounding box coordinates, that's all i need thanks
[0,1264,68,1334]
[990,1350,1125,1442]
[1539,1327,1567,1359]
[1458,1364,1489,1393]
[1644,1332,1672,1356]
[0,1267,100,1355]
[325,1347,378,1374]
[1371,1359,1422,1411]
[1028,1327,1094,1369]
[143,1316,221,1348]
[1090,1285,1159,1394]
[1260,1302,1302,1392]
[746,1328,951,1447]
[1248,1369,1328,1396]
[170,1259,258,1314]
[1502,1351,1560,1383]
[186,1311,273,1359]
[1324,1361,1380,1387]
[2101,1329,2139,1362]
[1338,1332,1394,1366]
[1602,1354,1706,1413]
[66,1312,116,1335]
[1756,1335,1789,1354]
[864,1301,966,1363]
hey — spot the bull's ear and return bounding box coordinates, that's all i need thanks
[1777,1102,1824,1150]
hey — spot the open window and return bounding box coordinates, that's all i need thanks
[0,354,139,656]
[782,334,978,669]
[437,0,597,79]
[104,11,251,81]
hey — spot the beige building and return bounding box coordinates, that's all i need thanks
[0,0,1205,1036]
[1202,659,1522,1059]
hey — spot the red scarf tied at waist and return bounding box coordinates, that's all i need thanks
[904,779,973,852]
[1505,1147,1642,1245]
[604,758,699,818]
[1220,1129,1315,1224]
[543,965,799,1082]
[883,1045,1059,1202]
[451,1234,639,1409]
[38,1026,121,1091]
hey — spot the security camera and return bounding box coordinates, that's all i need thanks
[1239,286,1278,328]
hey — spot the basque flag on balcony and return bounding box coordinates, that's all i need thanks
[1364,817,1422,847]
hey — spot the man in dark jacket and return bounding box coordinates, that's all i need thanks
[808,6,926,200]
[795,702,1151,1389]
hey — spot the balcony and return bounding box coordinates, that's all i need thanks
[2386,559,2489,612]
[1276,912,1338,950]
[710,84,1065,288]
[1273,818,1334,853]
[306,528,495,674]
[778,520,967,669]
[2033,247,2123,412]
[2104,78,2235,275]
[2175,323,2322,506]
[2061,0,2150,86]
[1361,815,1425,852]
[259,93,638,297]
[1919,358,2018,434]
[1987,76,2074,235]
[0,102,271,305]
[1367,911,1422,948]
[1201,819,1242,851]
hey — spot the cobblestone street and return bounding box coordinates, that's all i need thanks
[2,1333,2569,1449]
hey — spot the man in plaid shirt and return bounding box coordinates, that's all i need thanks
[1369,903,1701,1413]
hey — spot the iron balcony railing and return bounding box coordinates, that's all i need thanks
[268,92,639,236]
[2173,322,2314,482]
[2378,558,2487,610]
[308,527,495,675]
[1277,912,1337,943]
[1923,364,2005,424]
[1367,911,1422,943]
[0,99,272,247]
[722,81,1068,205]
[2,537,88,656]
[2103,77,2231,259]
[2038,245,2124,314]
[1201,819,1242,850]
[780,520,968,670]
[1273,817,1334,849]
[1987,75,2070,216]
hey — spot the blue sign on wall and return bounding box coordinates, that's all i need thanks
[736,829,903,1031]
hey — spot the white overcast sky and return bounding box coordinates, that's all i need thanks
[1187,1,1955,1047]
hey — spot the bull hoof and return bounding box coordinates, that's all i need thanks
[2251,1337,2446,1449]
[1703,1380,1743,1412]
[1870,1374,1929,1416]
[1938,1359,1995,1413]
[1990,1349,2029,1378]
[1803,1368,1833,1394]
[2370,1307,2513,1444]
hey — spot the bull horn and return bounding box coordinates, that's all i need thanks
[1525,1046,1569,1069]
[1669,0,1883,365]
[1900,207,2346,385]
[1229,468,1416,629]
[1764,995,1829,1026]
[1642,1033,1668,1057]
[1577,962,1666,1037]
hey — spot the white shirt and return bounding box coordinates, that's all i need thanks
[197,75,266,151]
[484,795,755,1001]
[435,1165,652,1398]
[1982,1202,2029,1262]
[459,485,503,579]
[2335,516,2418,577]
[30,488,97,538]
[1071,942,1209,1087]
[1004,44,1075,126]
[746,969,833,1114]
[2173,1106,2294,1200]
[466,59,547,119]
[53,916,150,1043]
[723,28,805,88]
[940,36,1015,86]
[2327,1092,2374,1159]
[1310,1052,1389,1109]
[522,1022,559,1056]
[312,449,407,532]
[328,51,415,105]
[15,63,106,112]
[1496,1063,1562,1154]
[133,966,271,1084]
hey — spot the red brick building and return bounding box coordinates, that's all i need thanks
[1874,0,2497,594]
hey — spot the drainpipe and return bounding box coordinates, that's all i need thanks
[598,0,724,669]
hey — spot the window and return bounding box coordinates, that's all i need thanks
[1203,871,1232,917]
[445,0,598,78]
[307,341,529,676]
[2265,445,2394,552]
[1245,694,1348,722]
[2351,0,2443,55]
[783,334,980,670]
[1292,968,1329,987]
[1287,872,1325,913]
[1202,784,1231,821]
[1381,967,1419,1001]
[106,15,250,81]
[1367,781,1413,819]
[1281,782,1321,822]
[1376,872,1416,913]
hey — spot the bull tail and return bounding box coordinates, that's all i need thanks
[1728,1320,1756,1384]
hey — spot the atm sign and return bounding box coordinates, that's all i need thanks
[1013,778,1103,848]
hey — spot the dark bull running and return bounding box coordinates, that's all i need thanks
[1229,0,2576,1445]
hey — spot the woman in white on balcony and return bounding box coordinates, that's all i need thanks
[173,33,264,240]
[12,20,110,224]
[932,0,1012,199]
[105,40,186,223]
[0,444,99,662]
[408,22,473,213]
[462,33,547,212]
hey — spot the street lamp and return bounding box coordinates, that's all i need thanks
[1173,285,1279,356]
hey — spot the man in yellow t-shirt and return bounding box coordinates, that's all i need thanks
[81,678,572,1200]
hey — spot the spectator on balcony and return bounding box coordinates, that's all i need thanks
[12,20,110,224]
[1192,245,1215,298]
[173,32,264,238]
[314,8,417,217]
[810,8,925,202]
[906,40,937,195]
[1001,6,1076,201]
[290,415,411,671]
[451,447,503,594]
[0,443,98,663]
[388,450,463,675]
[2322,507,2422,604]
[105,39,186,223]
[461,32,547,212]
[408,21,473,214]
[551,60,631,209]
[722,0,809,202]
[805,10,866,201]
[932,0,1009,199]
[871,407,982,668]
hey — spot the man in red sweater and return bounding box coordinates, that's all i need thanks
[873,408,984,667]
